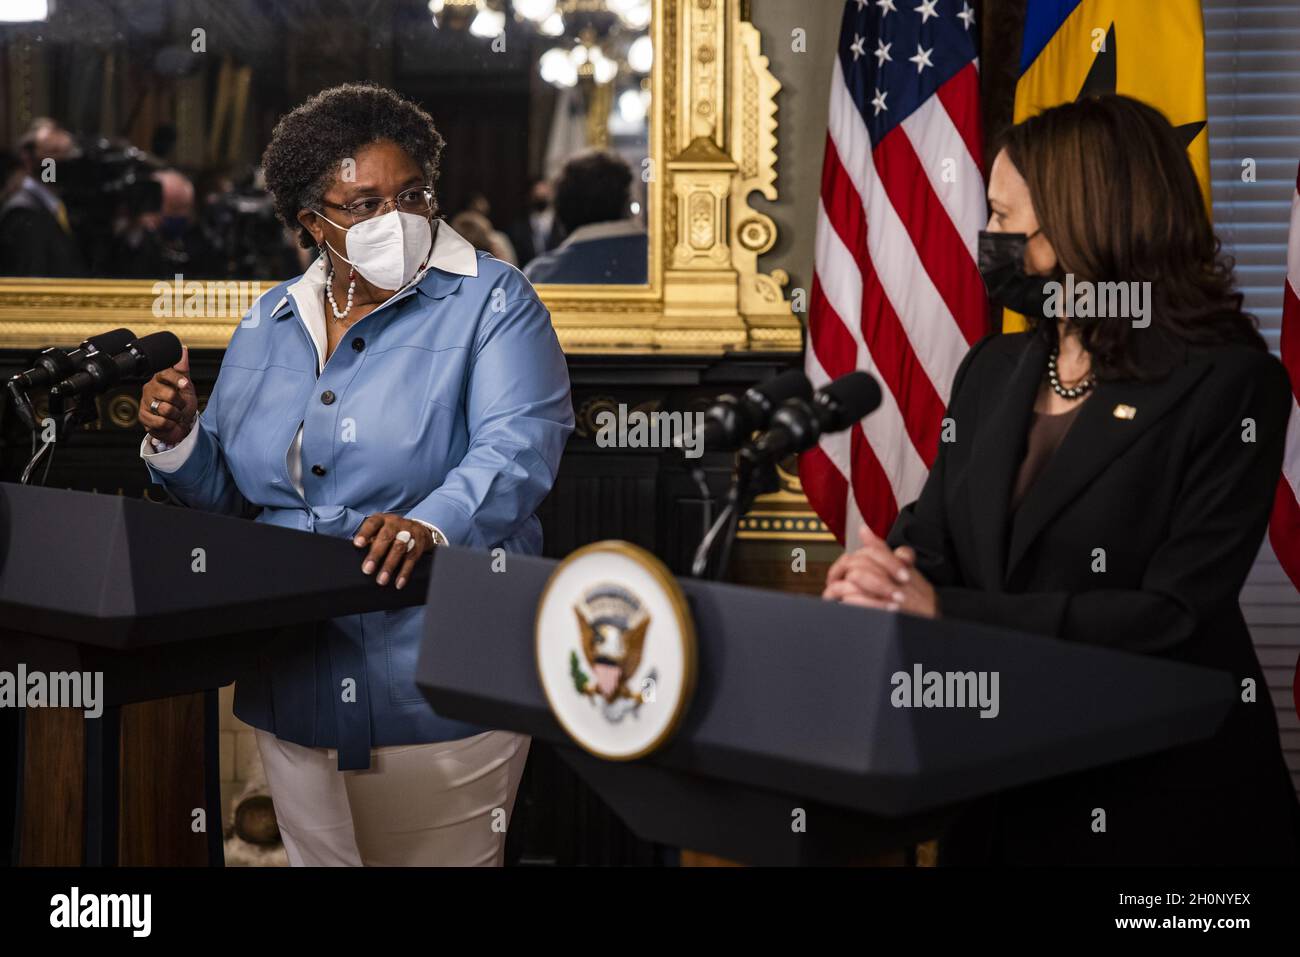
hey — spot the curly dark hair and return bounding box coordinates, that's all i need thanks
[261,83,445,249]
[997,94,1265,380]
[553,149,633,232]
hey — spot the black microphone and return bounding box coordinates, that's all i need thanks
[742,371,883,464]
[674,369,813,453]
[49,331,183,400]
[9,328,137,392]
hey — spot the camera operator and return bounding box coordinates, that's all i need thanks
[110,168,224,279]
[0,118,87,277]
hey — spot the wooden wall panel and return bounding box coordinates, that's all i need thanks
[117,694,212,866]
[18,708,83,865]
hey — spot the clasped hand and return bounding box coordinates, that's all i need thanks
[823,525,940,618]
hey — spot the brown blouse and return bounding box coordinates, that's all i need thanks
[1010,403,1085,511]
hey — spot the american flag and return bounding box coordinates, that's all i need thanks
[802,0,987,547]
[1270,164,1300,591]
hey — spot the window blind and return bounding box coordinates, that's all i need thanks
[1204,0,1300,797]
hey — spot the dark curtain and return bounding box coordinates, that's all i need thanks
[980,0,1029,168]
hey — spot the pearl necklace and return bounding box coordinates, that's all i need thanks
[1047,346,1096,400]
[325,262,356,320]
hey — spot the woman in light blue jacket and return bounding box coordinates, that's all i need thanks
[138,83,573,866]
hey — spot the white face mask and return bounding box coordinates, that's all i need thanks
[320,209,433,291]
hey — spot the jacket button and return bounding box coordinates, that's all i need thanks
[321,390,335,405]
[311,464,326,477]
[351,337,365,352]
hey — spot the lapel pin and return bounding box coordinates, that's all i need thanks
[1112,404,1137,420]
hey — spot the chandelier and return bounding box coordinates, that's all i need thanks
[428,1,652,88]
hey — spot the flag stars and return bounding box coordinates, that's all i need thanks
[909,43,935,74]
[854,0,869,10]
[915,0,939,23]
[874,38,893,68]
[957,0,976,30]
[877,0,897,17]
[871,88,889,115]
[850,33,867,61]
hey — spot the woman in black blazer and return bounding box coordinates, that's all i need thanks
[824,94,1298,865]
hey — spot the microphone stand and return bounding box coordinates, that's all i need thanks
[15,384,100,486]
[690,448,780,580]
[691,372,879,578]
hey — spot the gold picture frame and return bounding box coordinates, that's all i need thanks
[0,0,800,356]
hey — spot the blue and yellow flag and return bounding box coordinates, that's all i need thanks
[1004,0,1210,332]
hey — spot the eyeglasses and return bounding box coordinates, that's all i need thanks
[317,186,435,224]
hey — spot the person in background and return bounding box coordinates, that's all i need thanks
[0,118,86,277]
[451,209,514,262]
[0,151,23,208]
[507,177,562,270]
[111,168,223,277]
[523,150,646,285]
[464,191,517,265]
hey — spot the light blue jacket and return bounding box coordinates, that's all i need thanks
[143,224,573,769]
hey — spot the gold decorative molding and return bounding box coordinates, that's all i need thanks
[0,0,801,355]
[730,16,793,345]
[736,508,835,542]
[735,464,836,543]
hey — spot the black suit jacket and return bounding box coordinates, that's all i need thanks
[888,328,1298,865]
[0,185,85,277]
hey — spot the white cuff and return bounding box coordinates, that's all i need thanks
[411,519,448,546]
[140,423,201,473]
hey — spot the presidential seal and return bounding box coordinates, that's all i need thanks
[535,541,696,760]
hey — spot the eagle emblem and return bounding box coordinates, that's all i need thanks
[569,584,657,723]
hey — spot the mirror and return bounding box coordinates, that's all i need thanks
[0,0,652,286]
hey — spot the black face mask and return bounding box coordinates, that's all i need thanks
[977,230,1055,320]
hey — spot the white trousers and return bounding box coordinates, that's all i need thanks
[254,728,530,866]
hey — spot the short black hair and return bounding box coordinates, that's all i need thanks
[553,150,632,232]
[262,83,445,249]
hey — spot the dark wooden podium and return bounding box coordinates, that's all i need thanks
[0,482,430,866]
[416,546,1239,865]
[0,345,807,865]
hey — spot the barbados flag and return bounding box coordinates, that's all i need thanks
[1005,0,1210,332]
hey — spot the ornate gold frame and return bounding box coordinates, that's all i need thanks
[0,0,799,355]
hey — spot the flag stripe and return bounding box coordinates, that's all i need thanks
[803,340,865,545]
[875,119,986,347]
[811,217,935,501]
[801,443,850,543]
[810,229,930,503]
[803,1,986,545]
[850,425,901,538]
[934,61,986,183]
[819,136,948,463]
[1270,170,1300,589]
[826,61,972,406]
